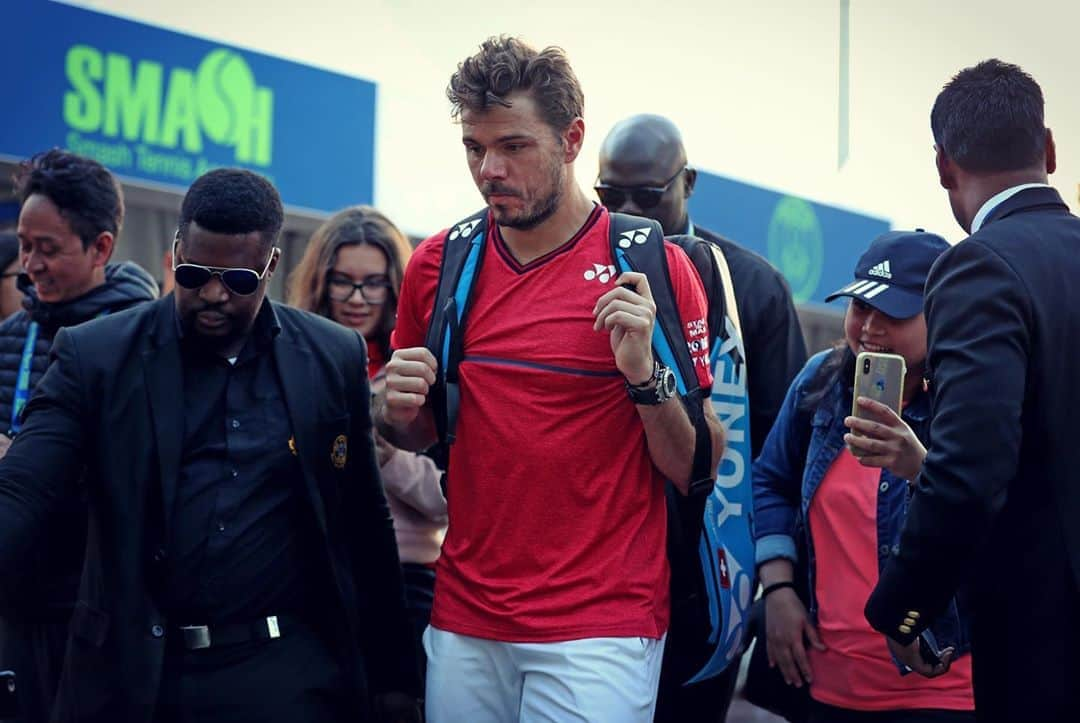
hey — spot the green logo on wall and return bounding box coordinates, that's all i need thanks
[766,196,824,303]
[61,44,273,182]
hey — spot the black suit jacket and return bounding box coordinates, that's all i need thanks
[693,224,808,457]
[0,297,419,722]
[866,187,1080,718]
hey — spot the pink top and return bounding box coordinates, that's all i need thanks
[370,365,447,565]
[807,448,974,711]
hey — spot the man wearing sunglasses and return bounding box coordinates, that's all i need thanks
[599,115,808,723]
[0,168,420,723]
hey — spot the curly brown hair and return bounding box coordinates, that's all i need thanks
[287,206,412,358]
[447,36,584,134]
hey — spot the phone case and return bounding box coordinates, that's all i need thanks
[852,351,907,421]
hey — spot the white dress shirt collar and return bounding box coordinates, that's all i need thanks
[970,183,1051,233]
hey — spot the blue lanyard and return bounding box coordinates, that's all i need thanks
[9,309,109,436]
[10,321,40,435]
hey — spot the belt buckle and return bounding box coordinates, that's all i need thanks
[180,625,211,650]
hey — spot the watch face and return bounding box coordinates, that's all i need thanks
[659,367,678,398]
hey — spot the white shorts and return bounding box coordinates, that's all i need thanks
[424,625,666,723]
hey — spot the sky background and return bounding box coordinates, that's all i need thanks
[68,0,1080,242]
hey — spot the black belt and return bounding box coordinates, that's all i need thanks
[174,614,292,651]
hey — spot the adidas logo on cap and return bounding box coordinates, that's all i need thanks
[867,260,892,279]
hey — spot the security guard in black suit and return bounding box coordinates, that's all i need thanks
[0,169,420,722]
[866,59,1080,722]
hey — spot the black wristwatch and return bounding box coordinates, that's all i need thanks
[625,361,677,406]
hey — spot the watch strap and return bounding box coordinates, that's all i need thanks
[626,363,674,405]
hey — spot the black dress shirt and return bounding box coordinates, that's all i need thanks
[161,303,322,624]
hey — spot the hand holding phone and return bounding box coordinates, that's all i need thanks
[917,631,943,666]
[887,632,955,678]
[844,352,926,479]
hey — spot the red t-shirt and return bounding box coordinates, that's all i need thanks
[808,448,974,711]
[392,206,711,642]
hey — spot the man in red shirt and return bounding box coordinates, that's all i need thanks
[377,36,725,722]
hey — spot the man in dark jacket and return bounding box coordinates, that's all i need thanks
[0,167,420,723]
[598,115,807,722]
[866,59,1080,722]
[0,149,157,723]
[598,115,807,462]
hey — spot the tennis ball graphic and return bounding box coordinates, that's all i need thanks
[766,196,824,304]
[195,49,256,145]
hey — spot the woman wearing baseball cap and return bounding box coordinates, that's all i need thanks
[751,231,976,722]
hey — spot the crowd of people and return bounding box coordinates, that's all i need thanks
[0,34,1076,723]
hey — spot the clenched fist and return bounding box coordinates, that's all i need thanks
[382,347,438,429]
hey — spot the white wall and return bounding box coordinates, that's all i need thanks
[69,0,1080,242]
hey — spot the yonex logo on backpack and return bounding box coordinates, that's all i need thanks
[617,226,652,249]
[448,220,481,241]
[868,260,892,279]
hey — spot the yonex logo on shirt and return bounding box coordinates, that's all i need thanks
[867,260,892,279]
[583,263,617,283]
[448,220,481,241]
[617,227,652,249]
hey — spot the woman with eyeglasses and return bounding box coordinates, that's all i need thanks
[288,206,447,683]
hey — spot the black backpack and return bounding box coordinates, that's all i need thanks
[420,210,736,677]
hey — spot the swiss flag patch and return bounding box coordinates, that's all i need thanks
[717,549,731,589]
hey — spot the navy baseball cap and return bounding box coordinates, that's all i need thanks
[824,230,950,319]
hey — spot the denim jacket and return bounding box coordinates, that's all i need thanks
[752,350,971,663]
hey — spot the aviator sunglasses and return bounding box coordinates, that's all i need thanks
[172,237,278,296]
[594,166,688,210]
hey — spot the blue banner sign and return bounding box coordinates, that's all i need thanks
[690,171,890,305]
[2,0,376,212]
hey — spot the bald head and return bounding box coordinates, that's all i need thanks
[597,115,695,234]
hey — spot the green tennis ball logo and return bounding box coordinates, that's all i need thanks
[766,196,824,304]
[195,49,256,145]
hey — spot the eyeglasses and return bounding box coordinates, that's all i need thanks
[172,242,278,296]
[326,275,393,305]
[594,166,688,210]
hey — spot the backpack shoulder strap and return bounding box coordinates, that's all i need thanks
[705,243,743,342]
[423,209,488,446]
[607,214,699,394]
[664,234,728,352]
[607,213,712,496]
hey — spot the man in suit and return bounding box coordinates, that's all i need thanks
[0,168,420,722]
[598,115,806,723]
[865,59,1080,722]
